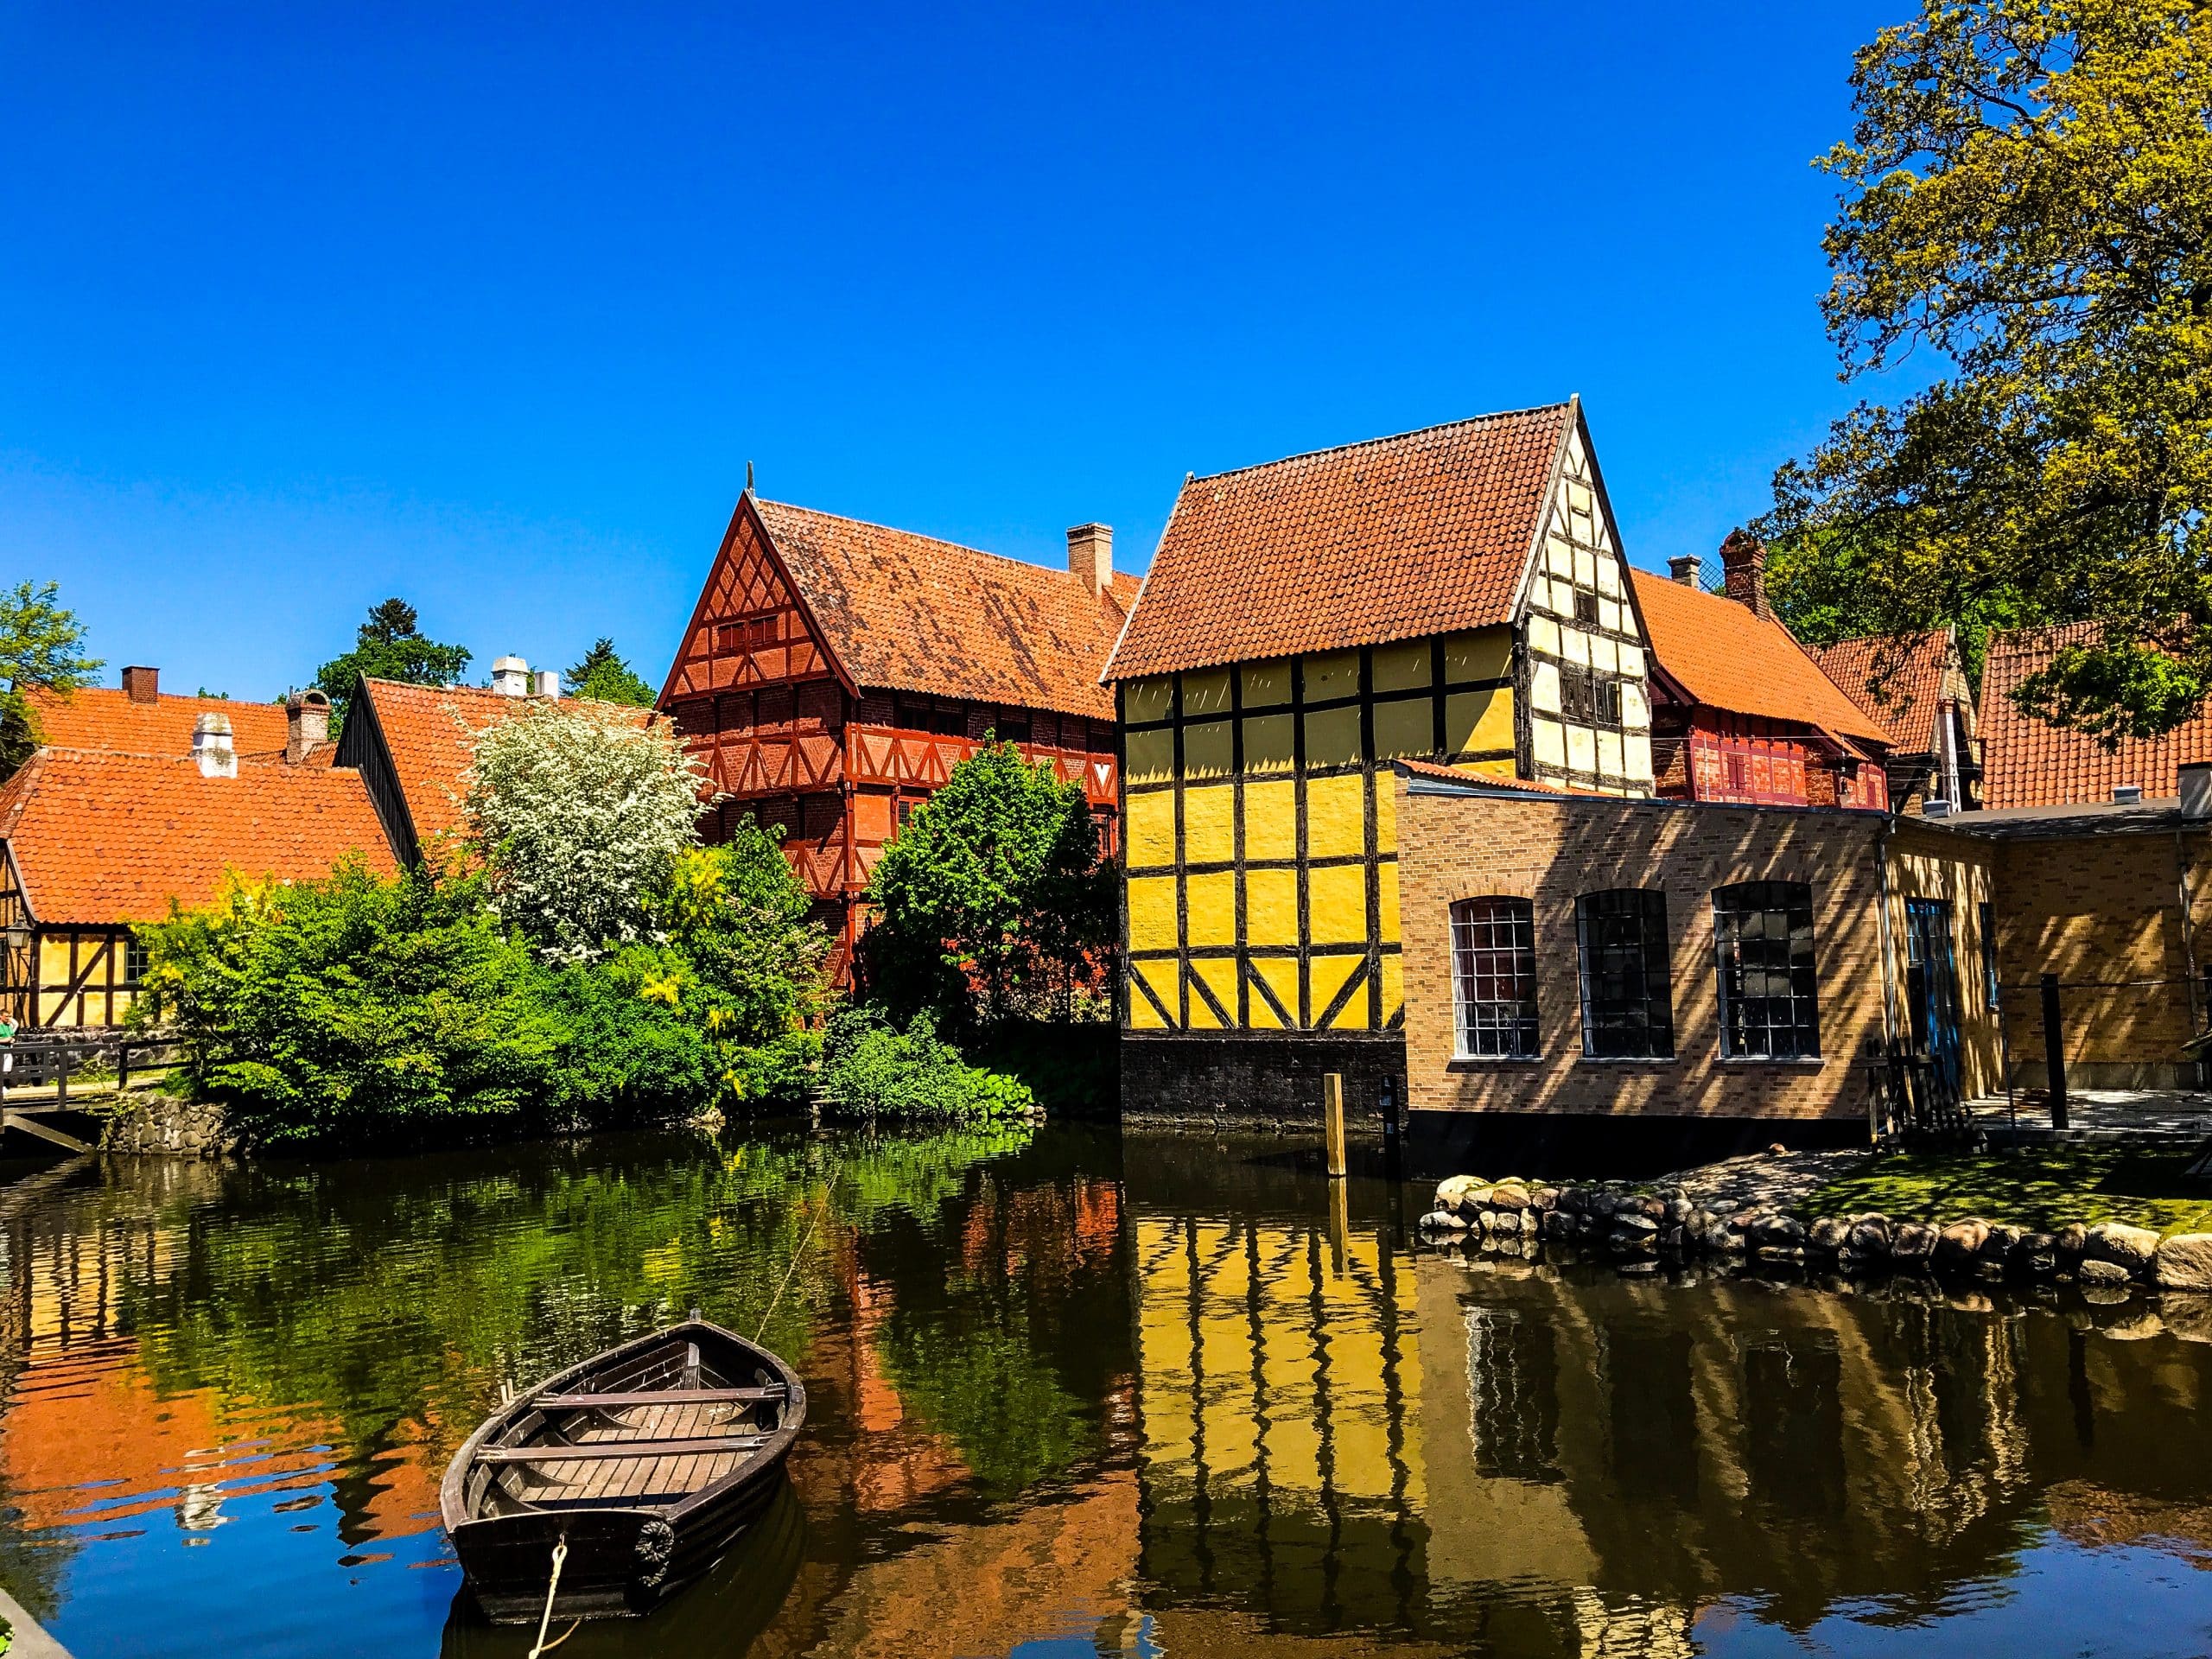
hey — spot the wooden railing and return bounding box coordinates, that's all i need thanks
[2,1030,184,1103]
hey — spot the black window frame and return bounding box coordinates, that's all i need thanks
[1573,588,1600,627]
[1450,897,1541,1059]
[1574,890,1674,1058]
[1713,880,1821,1059]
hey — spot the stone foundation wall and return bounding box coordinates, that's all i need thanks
[100,1092,232,1158]
[1119,1033,1406,1134]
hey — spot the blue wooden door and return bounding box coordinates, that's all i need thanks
[1905,899,1962,1100]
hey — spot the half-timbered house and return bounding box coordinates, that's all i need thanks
[1809,629,1980,813]
[659,493,1134,969]
[1633,539,1896,810]
[0,702,393,1029]
[1101,400,1661,1117]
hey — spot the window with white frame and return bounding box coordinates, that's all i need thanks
[1450,897,1539,1058]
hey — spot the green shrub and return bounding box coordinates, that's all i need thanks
[819,1007,1035,1122]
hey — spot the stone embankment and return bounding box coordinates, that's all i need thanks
[98,1092,232,1158]
[1420,1173,2212,1294]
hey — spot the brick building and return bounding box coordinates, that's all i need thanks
[1636,536,1895,810]
[1103,401,1663,1120]
[1809,629,1979,814]
[659,492,1130,970]
[1394,762,1997,1162]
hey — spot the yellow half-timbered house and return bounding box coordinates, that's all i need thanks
[1103,400,1658,1115]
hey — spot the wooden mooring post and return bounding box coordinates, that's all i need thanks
[1323,1072,1348,1179]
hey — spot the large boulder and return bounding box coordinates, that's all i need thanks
[1435,1175,1487,1213]
[2012,1232,2058,1277]
[1936,1219,1992,1269]
[2055,1223,2090,1268]
[1488,1182,1533,1211]
[1892,1223,1939,1265]
[2087,1222,2162,1276]
[1809,1217,1851,1254]
[2078,1257,2133,1288]
[1848,1216,1893,1256]
[2152,1233,2212,1292]
[1419,1208,1468,1234]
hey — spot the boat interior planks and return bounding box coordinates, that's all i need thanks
[439,1317,807,1624]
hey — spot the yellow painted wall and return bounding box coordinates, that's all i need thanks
[1120,626,1515,1036]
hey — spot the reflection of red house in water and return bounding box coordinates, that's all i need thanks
[1634,535,1895,810]
[658,493,1135,974]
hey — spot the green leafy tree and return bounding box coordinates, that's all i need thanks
[567,637,658,707]
[313,597,472,737]
[0,580,104,776]
[862,740,1116,1029]
[1764,0,2212,741]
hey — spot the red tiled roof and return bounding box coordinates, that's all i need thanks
[1104,404,1575,681]
[1630,572,1893,746]
[1395,758,1592,796]
[1979,623,2212,808]
[749,499,1135,721]
[20,685,292,760]
[1807,633,1951,755]
[0,749,397,926]
[359,680,656,855]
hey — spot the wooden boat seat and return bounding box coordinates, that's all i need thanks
[538,1387,785,1408]
[478,1433,773,1465]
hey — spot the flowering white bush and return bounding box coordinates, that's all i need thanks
[464,700,714,959]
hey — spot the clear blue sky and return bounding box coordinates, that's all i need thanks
[1,2,1912,702]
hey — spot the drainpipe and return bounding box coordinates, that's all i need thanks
[2181,826,2203,1087]
[1872,812,1898,1141]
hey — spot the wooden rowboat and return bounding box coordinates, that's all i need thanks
[440,1316,806,1624]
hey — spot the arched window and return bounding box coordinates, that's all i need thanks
[1450,898,1539,1058]
[1574,890,1674,1058]
[1713,880,1819,1058]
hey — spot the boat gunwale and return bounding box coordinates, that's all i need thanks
[438,1318,807,1537]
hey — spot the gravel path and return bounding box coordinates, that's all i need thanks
[1654,1147,1877,1215]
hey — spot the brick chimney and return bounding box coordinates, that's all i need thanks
[192,712,236,779]
[123,665,159,703]
[1066,524,1113,597]
[285,690,330,764]
[1719,528,1770,617]
[1669,555,1701,588]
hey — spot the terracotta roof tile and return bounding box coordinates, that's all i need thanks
[1806,633,1951,755]
[1395,758,1592,796]
[1105,404,1575,681]
[749,499,1131,720]
[359,680,656,854]
[1979,623,2212,808]
[21,685,292,760]
[1630,572,1893,746]
[0,749,397,926]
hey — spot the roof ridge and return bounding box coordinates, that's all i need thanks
[753,497,1094,589]
[1185,401,1573,486]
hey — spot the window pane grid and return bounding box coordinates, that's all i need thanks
[1714,880,1821,1058]
[1574,890,1673,1058]
[1451,899,1539,1058]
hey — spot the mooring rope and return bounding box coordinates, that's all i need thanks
[526,1538,579,1657]
[755,1158,840,1343]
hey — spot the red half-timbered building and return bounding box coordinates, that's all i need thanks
[660,493,1135,969]
[1632,535,1896,811]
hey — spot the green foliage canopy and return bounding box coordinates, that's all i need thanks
[313,597,472,736]
[0,579,103,774]
[566,637,658,707]
[861,740,1116,1028]
[1764,0,2212,740]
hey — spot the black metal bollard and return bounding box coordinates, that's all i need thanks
[2041,972,2069,1131]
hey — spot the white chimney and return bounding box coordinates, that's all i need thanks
[193,712,237,779]
[1066,524,1113,598]
[491,655,530,697]
[2113,783,2144,804]
[534,669,561,699]
[2181,763,2212,820]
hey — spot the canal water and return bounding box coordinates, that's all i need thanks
[3,1122,2211,1658]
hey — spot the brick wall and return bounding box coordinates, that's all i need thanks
[1396,778,1940,1124]
[1993,828,2211,1088]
